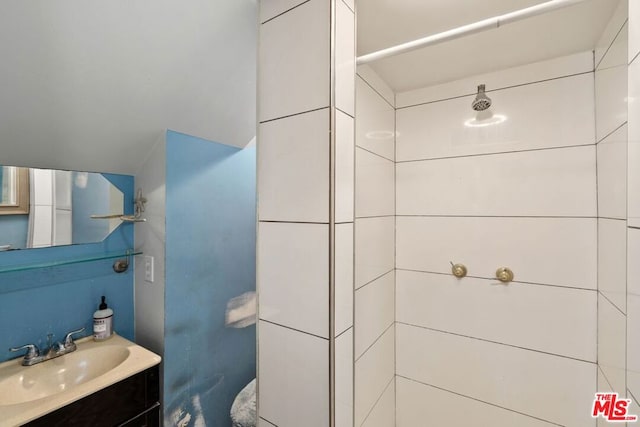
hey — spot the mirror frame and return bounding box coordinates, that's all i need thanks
[0,167,30,215]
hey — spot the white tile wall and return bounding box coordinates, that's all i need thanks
[355,326,395,426]
[357,65,395,107]
[598,294,627,395]
[258,321,329,427]
[630,0,640,62]
[258,222,329,338]
[258,418,277,427]
[597,125,628,220]
[260,0,308,23]
[259,0,329,122]
[335,0,354,117]
[596,368,615,427]
[595,63,628,143]
[355,148,394,218]
[336,223,354,335]
[396,270,596,361]
[396,324,596,427]
[336,110,355,223]
[361,380,395,427]
[258,109,329,222]
[596,0,629,66]
[396,145,597,217]
[336,329,353,427]
[397,216,597,289]
[396,74,595,161]
[396,51,593,108]
[627,228,640,398]
[356,77,395,161]
[396,377,556,427]
[355,271,394,359]
[355,216,394,289]
[598,219,627,312]
[629,57,640,227]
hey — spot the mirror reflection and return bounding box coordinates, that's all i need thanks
[0,166,124,250]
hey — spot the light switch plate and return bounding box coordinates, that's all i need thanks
[144,256,154,283]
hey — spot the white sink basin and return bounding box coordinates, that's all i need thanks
[0,334,160,426]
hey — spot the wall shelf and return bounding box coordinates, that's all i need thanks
[0,250,142,274]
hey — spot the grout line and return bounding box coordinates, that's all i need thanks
[259,106,329,124]
[259,319,329,341]
[598,364,615,391]
[596,121,628,145]
[396,214,597,219]
[260,0,312,25]
[396,71,593,110]
[356,74,395,109]
[599,290,627,317]
[358,376,395,427]
[355,214,395,220]
[396,268,597,292]
[336,325,353,339]
[259,219,329,225]
[595,18,629,71]
[397,322,596,365]
[395,376,564,426]
[340,0,354,14]
[355,269,394,291]
[355,322,394,363]
[260,416,279,427]
[336,107,354,119]
[356,145,395,163]
[631,50,640,66]
[395,143,595,164]
[599,216,628,222]
[629,389,640,407]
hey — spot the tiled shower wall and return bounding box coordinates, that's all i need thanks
[394,52,599,426]
[594,3,629,425]
[627,0,640,411]
[257,1,355,426]
[354,65,396,427]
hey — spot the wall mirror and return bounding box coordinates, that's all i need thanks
[0,166,124,251]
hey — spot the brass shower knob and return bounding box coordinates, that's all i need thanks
[496,267,514,283]
[450,262,467,278]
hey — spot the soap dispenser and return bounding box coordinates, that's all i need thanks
[93,296,114,340]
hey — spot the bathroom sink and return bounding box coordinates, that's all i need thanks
[0,334,160,427]
[0,345,130,405]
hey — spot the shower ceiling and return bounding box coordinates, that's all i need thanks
[357,0,621,92]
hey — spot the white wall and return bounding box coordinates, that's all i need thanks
[627,0,640,409]
[354,65,396,427]
[0,0,257,175]
[257,1,355,426]
[594,3,629,419]
[133,132,166,357]
[394,53,598,427]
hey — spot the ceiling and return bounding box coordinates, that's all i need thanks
[357,0,621,92]
[0,0,257,175]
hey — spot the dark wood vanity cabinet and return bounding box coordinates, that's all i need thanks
[23,365,160,427]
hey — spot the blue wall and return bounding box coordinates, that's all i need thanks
[0,215,28,250]
[164,130,256,426]
[0,173,135,362]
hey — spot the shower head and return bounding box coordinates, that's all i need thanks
[472,84,492,111]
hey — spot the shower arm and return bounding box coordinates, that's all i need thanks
[356,0,590,66]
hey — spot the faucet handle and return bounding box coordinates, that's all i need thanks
[9,344,40,360]
[64,327,85,349]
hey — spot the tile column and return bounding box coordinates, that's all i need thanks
[257,1,355,426]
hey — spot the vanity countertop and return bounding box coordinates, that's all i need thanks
[0,334,161,426]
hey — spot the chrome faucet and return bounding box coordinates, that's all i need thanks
[9,327,85,366]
